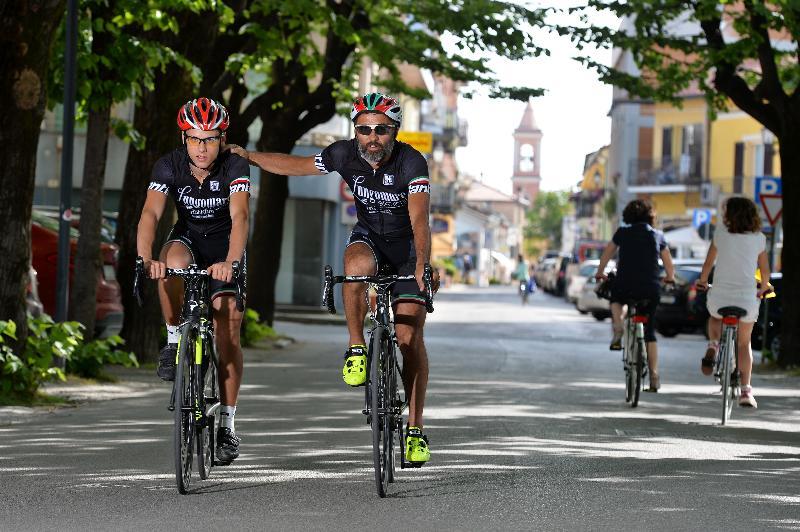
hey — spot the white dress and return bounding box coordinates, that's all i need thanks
[706,224,766,323]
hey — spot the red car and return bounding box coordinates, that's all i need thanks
[31,210,123,338]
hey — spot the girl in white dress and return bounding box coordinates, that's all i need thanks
[697,197,771,408]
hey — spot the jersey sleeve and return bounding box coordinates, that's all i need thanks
[656,230,668,251]
[316,140,350,174]
[612,227,624,246]
[405,150,430,195]
[227,154,251,196]
[148,157,172,195]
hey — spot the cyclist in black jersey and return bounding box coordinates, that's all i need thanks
[227,92,439,465]
[136,97,250,463]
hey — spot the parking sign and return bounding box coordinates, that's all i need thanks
[754,176,781,204]
[692,209,712,228]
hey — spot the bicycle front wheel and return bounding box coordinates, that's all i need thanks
[198,339,216,480]
[174,325,197,494]
[369,328,390,498]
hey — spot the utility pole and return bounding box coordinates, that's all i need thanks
[55,0,78,363]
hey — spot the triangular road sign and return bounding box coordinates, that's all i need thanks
[760,193,783,226]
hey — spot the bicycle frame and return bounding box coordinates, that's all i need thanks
[322,264,433,497]
[133,257,244,493]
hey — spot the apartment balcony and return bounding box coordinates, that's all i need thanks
[430,182,457,214]
[628,156,703,193]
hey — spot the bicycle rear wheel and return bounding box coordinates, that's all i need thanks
[175,325,196,494]
[369,328,390,498]
[630,338,644,408]
[198,340,216,480]
[721,329,735,425]
[624,325,634,403]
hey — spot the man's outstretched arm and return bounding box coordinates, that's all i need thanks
[227,145,320,176]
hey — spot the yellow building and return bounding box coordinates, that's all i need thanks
[629,95,779,229]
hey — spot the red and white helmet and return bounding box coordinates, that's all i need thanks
[177,97,230,131]
[350,92,402,125]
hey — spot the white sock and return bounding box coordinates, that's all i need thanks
[167,325,178,345]
[220,405,236,431]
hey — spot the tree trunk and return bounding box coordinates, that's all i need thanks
[777,136,799,368]
[0,1,66,350]
[70,106,111,340]
[248,171,289,326]
[116,65,192,363]
[247,123,301,326]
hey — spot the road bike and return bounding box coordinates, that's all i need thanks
[134,257,244,494]
[322,264,434,498]
[621,298,651,408]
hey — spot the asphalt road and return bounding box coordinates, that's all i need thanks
[1,286,799,531]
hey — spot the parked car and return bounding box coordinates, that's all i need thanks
[751,272,782,354]
[655,265,707,337]
[534,257,556,289]
[34,206,118,244]
[577,275,611,320]
[567,259,615,305]
[552,254,573,296]
[31,210,123,337]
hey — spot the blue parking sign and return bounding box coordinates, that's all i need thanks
[755,176,781,204]
[692,209,712,228]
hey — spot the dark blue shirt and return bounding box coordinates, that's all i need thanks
[316,139,429,240]
[612,223,668,294]
[148,149,250,237]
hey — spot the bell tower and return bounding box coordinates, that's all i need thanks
[511,101,542,205]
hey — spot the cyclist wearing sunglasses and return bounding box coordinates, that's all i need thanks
[228,91,438,465]
[136,96,250,463]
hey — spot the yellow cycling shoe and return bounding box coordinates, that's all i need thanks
[342,345,367,387]
[405,426,430,464]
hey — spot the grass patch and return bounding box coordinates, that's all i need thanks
[0,391,73,407]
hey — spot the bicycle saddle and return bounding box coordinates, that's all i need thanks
[719,306,747,318]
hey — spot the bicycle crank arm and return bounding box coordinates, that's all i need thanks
[206,402,221,418]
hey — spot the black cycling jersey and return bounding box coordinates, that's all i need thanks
[148,148,250,237]
[315,139,430,240]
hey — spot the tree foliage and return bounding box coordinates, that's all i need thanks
[525,191,572,248]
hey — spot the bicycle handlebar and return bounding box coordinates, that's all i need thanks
[322,264,435,314]
[134,256,245,311]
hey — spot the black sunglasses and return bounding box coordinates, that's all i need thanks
[354,124,396,136]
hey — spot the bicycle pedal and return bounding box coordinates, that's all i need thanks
[167,405,175,412]
[407,462,425,469]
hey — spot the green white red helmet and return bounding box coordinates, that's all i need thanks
[177,97,230,131]
[350,92,402,125]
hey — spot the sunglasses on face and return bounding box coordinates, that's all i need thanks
[354,124,396,136]
[184,134,222,147]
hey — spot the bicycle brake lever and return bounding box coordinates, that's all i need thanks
[423,263,434,314]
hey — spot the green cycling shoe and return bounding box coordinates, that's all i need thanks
[405,426,430,464]
[342,344,367,387]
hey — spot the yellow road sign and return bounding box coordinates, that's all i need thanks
[397,131,433,154]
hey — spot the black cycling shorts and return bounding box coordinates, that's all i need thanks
[164,226,246,301]
[347,225,426,306]
[611,286,659,342]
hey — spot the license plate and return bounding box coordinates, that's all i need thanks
[660,295,676,304]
